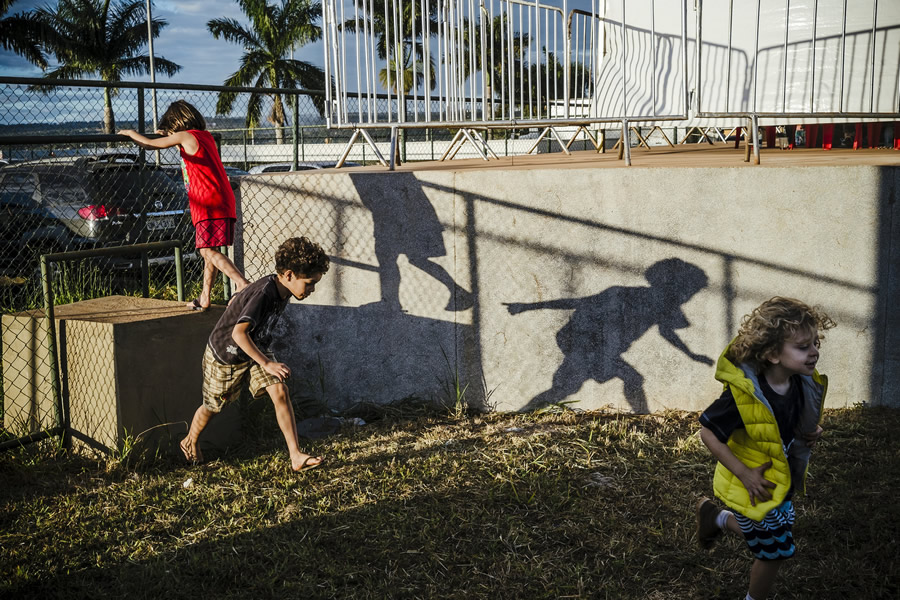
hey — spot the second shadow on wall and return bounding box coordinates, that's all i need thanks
[505,258,713,413]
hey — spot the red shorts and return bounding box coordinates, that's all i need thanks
[195,218,235,249]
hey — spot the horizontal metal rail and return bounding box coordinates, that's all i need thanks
[0,428,66,452]
[0,134,144,145]
[0,76,326,98]
[40,239,185,264]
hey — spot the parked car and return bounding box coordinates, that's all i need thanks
[0,153,193,276]
[162,164,248,193]
[247,161,361,174]
[223,166,250,177]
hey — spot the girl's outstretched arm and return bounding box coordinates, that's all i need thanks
[118,129,198,153]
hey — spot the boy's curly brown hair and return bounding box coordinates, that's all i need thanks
[158,100,206,134]
[275,237,330,276]
[727,296,836,372]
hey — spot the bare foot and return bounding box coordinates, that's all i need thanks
[179,437,204,464]
[292,454,323,472]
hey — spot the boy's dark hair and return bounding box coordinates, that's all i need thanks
[275,237,330,276]
[158,100,206,134]
[727,296,836,372]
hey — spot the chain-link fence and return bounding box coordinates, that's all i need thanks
[0,77,310,452]
[0,75,619,453]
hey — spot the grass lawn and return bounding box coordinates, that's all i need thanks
[1,403,898,599]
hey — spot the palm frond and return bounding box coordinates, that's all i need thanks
[207,17,261,48]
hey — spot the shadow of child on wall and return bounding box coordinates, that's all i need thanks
[354,173,473,312]
[505,257,713,413]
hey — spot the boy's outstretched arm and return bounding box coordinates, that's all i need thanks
[658,324,714,365]
[700,425,775,506]
[505,298,578,314]
[232,322,290,381]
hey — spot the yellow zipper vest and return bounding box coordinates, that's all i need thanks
[711,343,827,522]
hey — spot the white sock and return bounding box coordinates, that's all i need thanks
[716,510,733,531]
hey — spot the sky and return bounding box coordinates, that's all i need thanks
[0,0,326,85]
[2,0,599,88]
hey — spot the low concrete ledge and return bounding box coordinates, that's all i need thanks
[2,296,238,454]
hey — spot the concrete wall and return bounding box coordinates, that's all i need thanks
[2,297,239,454]
[235,164,899,413]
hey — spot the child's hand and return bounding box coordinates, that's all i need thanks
[802,425,824,448]
[504,302,524,315]
[118,129,137,138]
[690,352,715,366]
[739,460,776,506]
[263,360,291,382]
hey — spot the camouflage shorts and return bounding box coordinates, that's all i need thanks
[201,345,286,413]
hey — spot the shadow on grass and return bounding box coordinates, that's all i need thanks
[1,407,898,599]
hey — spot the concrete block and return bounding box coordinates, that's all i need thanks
[2,296,238,454]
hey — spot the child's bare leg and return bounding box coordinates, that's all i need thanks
[748,559,782,599]
[265,382,322,471]
[187,251,219,309]
[199,246,250,294]
[724,512,742,534]
[181,404,214,463]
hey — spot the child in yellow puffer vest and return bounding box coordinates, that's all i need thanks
[695,297,836,600]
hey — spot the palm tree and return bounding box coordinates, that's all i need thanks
[208,0,326,144]
[0,0,48,69]
[453,14,529,122]
[31,0,180,133]
[524,52,593,118]
[342,0,438,97]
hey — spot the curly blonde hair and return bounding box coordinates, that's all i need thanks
[275,236,330,276]
[727,297,836,372]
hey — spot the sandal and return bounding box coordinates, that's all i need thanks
[294,456,323,473]
[187,298,208,312]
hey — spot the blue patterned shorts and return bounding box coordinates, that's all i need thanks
[734,501,796,561]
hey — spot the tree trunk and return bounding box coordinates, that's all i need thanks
[272,94,285,145]
[103,88,116,134]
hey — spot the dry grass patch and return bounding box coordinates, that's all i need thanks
[1,404,898,599]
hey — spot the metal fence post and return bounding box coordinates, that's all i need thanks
[137,87,146,163]
[40,255,64,444]
[243,130,248,171]
[221,246,232,301]
[751,114,761,165]
[141,251,150,297]
[292,98,299,170]
[300,127,305,161]
[401,128,407,163]
[175,244,184,302]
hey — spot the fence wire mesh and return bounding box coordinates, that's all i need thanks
[2,76,609,453]
[0,79,328,452]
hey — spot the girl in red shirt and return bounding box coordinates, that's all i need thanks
[120,100,249,310]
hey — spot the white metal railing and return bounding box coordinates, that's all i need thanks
[321,0,900,166]
[323,0,689,128]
